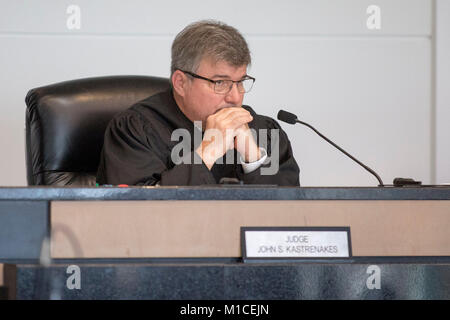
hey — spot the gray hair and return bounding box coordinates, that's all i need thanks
[170,20,251,77]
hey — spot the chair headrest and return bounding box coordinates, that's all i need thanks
[25,75,170,185]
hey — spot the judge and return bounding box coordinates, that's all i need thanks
[96,20,300,186]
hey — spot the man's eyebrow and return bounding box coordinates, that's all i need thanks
[211,74,231,79]
[211,74,249,79]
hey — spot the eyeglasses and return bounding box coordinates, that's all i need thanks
[178,69,255,94]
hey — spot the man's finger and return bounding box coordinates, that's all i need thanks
[213,106,249,120]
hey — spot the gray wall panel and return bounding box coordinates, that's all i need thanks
[0,0,447,186]
[0,0,431,36]
[436,0,450,184]
[0,201,49,259]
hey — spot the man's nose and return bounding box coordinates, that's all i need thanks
[224,82,242,104]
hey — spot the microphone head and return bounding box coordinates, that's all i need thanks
[277,110,298,124]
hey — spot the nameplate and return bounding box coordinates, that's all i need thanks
[241,227,352,260]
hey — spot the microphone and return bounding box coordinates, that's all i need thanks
[277,109,384,187]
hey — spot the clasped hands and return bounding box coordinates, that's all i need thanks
[195,107,262,170]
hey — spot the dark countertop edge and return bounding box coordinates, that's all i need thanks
[1,186,450,200]
[3,256,450,266]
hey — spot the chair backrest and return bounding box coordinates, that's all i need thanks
[25,75,170,186]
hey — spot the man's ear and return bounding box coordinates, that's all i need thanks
[171,70,188,97]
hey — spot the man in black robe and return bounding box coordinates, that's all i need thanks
[96,20,300,186]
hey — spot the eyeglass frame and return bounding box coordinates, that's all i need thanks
[177,69,256,94]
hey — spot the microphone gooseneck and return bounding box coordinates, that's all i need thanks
[277,109,384,187]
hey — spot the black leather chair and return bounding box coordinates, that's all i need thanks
[25,75,170,186]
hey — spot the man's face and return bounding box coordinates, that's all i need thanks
[181,58,247,126]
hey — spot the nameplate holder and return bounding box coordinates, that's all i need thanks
[241,227,352,262]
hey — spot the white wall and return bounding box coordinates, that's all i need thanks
[436,0,450,184]
[0,0,447,186]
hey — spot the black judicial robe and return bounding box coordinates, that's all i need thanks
[96,89,300,186]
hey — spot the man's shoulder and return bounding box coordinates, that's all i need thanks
[110,89,173,125]
[129,89,172,115]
